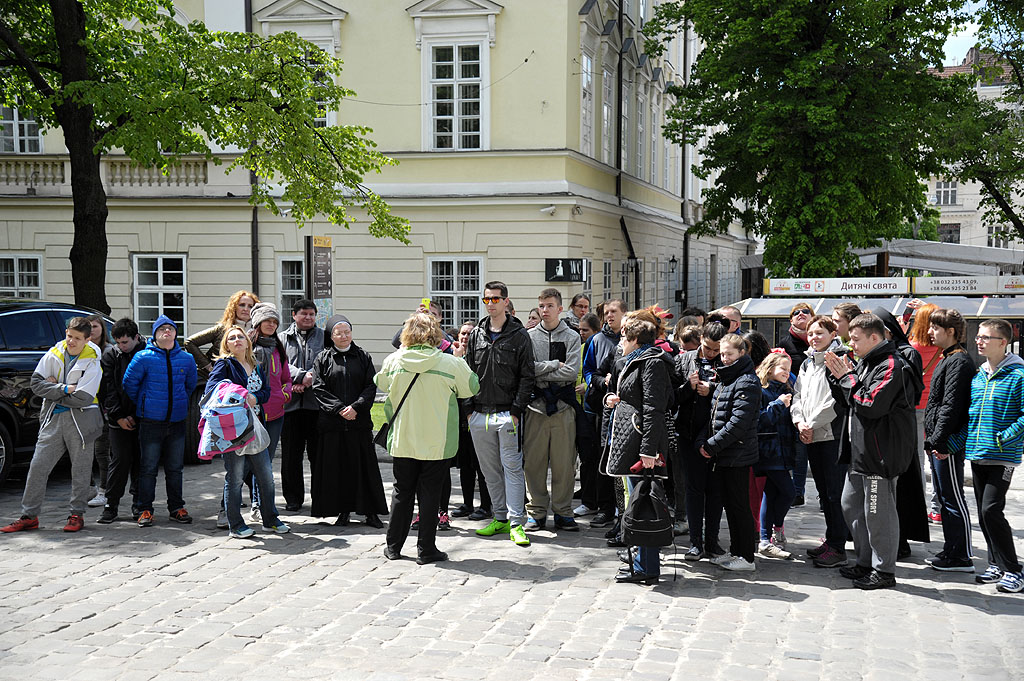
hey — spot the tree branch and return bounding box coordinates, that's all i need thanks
[978,174,1024,240]
[0,18,56,97]
[0,58,60,71]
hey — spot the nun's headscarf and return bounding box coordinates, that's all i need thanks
[326,315,352,333]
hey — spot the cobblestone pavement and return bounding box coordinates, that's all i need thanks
[0,455,1021,681]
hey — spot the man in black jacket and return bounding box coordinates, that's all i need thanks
[826,313,917,590]
[458,281,536,547]
[923,308,977,572]
[97,318,146,524]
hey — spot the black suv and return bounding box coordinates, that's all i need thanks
[0,299,112,485]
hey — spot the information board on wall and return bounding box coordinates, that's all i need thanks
[309,235,333,326]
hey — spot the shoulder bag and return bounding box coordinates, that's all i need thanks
[373,372,420,450]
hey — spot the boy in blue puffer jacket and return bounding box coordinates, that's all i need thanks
[122,316,198,528]
[949,318,1024,593]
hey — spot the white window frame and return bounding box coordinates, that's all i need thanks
[603,259,612,299]
[1,106,42,154]
[935,180,957,206]
[278,256,306,315]
[132,254,188,335]
[663,137,671,191]
[582,258,593,299]
[621,82,630,171]
[636,95,646,179]
[580,50,595,158]
[422,38,490,152]
[427,256,484,329]
[601,67,615,165]
[650,106,658,184]
[0,254,43,298]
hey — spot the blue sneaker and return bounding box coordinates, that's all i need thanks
[229,525,255,539]
[996,571,1024,593]
[265,521,291,534]
[976,564,1004,584]
[524,517,546,532]
[553,515,579,532]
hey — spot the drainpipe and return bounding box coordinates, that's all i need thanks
[245,0,260,295]
[615,1,623,207]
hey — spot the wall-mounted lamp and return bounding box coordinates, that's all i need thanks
[669,255,678,274]
[627,256,639,273]
[539,205,556,216]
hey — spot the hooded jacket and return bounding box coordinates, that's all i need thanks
[205,357,271,418]
[922,343,976,455]
[874,307,925,405]
[375,345,480,460]
[674,347,720,442]
[703,353,760,467]
[791,338,849,443]
[278,321,327,412]
[100,335,146,428]
[602,346,673,475]
[828,339,916,478]
[950,353,1024,466]
[527,319,581,415]
[122,336,198,423]
[464,313,535,418]
[30,339,104,446]
[582,323,621,414]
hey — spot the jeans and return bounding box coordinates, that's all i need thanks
[457,426,490,512]
[223,449,281,532]
[249,417,285,509]
[931,453,973,560]
[625,476,660,576]
[807,439,849,550]
[791,440,808,497]
[759,469,796,542]
[137,420,186,514]
[387,457,448,556]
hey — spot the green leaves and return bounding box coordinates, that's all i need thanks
[0,0,409,243]
[645,0,967,276]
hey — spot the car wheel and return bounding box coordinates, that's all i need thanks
[184,385,208,465]
[0,421,13,486]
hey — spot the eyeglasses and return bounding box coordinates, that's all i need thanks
[481,296,506,304]
[975,335,1007,344]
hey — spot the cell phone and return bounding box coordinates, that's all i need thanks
[421,298,431,308]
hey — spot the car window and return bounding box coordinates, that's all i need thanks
[0,311,56,351]
[53,309,112,337]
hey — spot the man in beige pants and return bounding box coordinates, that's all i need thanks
[524,288,582,532]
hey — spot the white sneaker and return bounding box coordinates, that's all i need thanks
[710,552,735,566]
[720,556,756,571]
[573,504,596,517]
[216,510,229,529]
[758,543,793,560]
[87,491,107,508]
[249,507,262,524]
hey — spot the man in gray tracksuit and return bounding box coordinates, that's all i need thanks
[524,288,582,532]
[2,317,104,533]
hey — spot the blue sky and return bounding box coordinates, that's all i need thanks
[943,22,980,65]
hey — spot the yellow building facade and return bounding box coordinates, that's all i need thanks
[0,0,750,360]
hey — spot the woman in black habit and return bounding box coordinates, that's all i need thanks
[311,315,388,528]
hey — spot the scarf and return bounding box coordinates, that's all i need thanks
[254,335,278,378]
[789,325,808,344]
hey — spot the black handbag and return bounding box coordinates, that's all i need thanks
[621,469,673,547]
[373,373,420,450]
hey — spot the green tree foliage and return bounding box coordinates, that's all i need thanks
[938,0,1024,241]
[644,0,965,277]
[0,0,408,312]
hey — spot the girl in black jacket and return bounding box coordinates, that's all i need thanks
[701,333,760,570]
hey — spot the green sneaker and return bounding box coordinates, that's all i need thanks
[475,519,511,537]
[509,525,531,546]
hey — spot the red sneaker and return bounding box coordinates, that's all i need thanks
[928,511,942,524]
[1,516,39,533]
[63,514,84,532]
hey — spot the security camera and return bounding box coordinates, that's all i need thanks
[539,205,556,215]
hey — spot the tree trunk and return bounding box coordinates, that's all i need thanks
[51,0,109,314]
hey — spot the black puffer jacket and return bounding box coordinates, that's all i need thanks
[603,347,673,476]
[923,343,977,455]
[465,314,535,419]
[703,354,760,467]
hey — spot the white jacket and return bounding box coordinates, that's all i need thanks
[791,339,845,443]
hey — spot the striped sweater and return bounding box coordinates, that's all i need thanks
[951,353,1024,466]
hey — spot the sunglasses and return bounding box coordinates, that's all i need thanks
[792,309,812,317]
[481,296,506,304]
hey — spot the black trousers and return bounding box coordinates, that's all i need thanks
[387,457,448,557]
[280,409,319,507]
[719,464,756,562]
[457,427,490,512]
[580,412,615,513]
[972,462,1022,573]
[683,440,723,551]
[105,426,140,512]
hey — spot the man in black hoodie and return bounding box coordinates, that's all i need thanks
[97,318,146,524]
[826,313,917,589]
[459,281,536,547]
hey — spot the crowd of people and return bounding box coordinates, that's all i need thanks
[1,285,1021,594]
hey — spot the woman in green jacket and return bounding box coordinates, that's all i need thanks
[375,313,479,564]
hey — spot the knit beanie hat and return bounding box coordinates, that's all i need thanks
[250,302,281,329]
[152,314,177,336]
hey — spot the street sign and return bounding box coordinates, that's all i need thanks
[545,258,586,282]
[308,235,333,326]
[763,277,911,296]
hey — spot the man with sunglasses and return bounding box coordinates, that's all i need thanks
[779,302,814,368]
[948,319,1024,593]
[457,281,536,547]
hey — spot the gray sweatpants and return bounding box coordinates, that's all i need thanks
[21,411,98,518]
[842,472,900,574]
[469,411,526,527]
